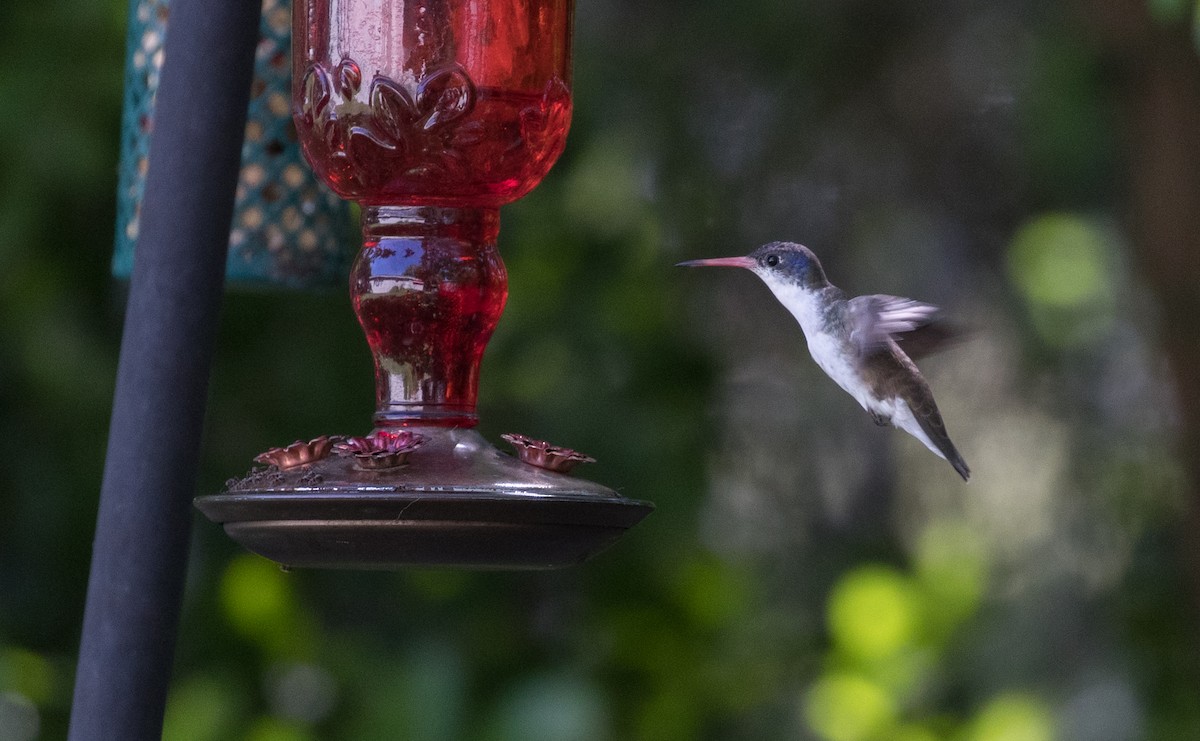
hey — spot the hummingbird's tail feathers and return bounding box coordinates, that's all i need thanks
[943,443,971,482]
[901,395,971,482]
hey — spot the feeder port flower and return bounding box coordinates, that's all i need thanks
[502,433,596,474]
[334,430,425,469]
[253,436,335,470]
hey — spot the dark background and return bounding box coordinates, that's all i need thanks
[3,0,1200,738]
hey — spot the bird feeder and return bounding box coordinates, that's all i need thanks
[195,0,653,569]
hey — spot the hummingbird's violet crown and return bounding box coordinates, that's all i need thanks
[749,241,828,288]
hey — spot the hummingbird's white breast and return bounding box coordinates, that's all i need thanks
[756,276,876,411]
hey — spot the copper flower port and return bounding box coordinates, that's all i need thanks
[334,430,425,470]
[253,436,336,470]
[501,433,596,474]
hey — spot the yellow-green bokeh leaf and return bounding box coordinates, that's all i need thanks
[244,716,317,741]
[162,675,246,741]
[914,520,987,637]
[890,723,941,741]
[674,553,751,629]
[1007,213,1111,310]
[861,647,936,700]
[0,648,55,705]
[828,565,919,662]
[220,555,295,633]
[804,672,896,741]
[219,554,313,657]
[1006,212,1117,345]
[966,692,1055,741]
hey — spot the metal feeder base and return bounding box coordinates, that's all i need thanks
[195,429,653,570]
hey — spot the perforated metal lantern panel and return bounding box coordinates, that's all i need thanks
[114,0,353,288]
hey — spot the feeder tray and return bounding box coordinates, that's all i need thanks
[195,428,654,570]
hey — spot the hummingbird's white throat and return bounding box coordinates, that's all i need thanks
[753,271,827,337]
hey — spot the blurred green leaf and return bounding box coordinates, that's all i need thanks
[244,716,317,741]
[162,674,248,741]
[965,693,1055,741]
[673,552,753,630]
[828,566,919,663]
[804,672,897,741]
[0,649,54,706]
[634,687,701,741]
[890,723,942,741]
[1008,214,1111,310]
[1007,212,1117,346]
[218,555,313,658]
[913,521,987,638]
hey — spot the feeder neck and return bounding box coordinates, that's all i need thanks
[353,205,507,428]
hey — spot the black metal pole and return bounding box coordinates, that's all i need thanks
[68,0,261,738]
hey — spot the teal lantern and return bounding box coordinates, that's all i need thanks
[113,0,353,288]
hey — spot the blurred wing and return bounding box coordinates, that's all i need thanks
[846,294,940,356]
[893,320,969,360]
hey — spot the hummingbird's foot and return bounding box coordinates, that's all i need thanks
[869,410,891,427]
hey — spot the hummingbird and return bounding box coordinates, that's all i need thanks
[679,241,970,481]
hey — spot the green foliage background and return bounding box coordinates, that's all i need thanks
[3,0,1200,739]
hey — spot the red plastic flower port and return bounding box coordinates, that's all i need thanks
[334,430,425,470]
[501,433,596,474]
[253,436,335,470]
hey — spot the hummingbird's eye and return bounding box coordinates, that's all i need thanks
[765,254,780,267]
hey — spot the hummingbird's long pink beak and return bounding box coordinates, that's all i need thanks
[676,256,756,269]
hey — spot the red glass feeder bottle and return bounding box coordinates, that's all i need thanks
[196,0,653,569]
